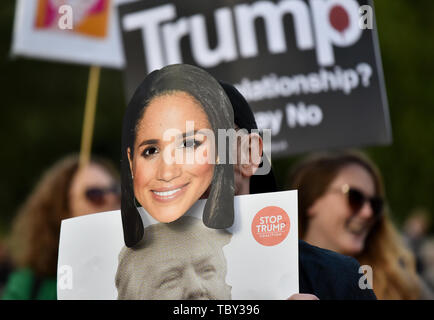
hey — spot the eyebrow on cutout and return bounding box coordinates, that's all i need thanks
[137,130,203,148]
[137,139,159,148]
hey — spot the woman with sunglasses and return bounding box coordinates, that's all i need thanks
[2,154,121,299]
[288,150,429,299]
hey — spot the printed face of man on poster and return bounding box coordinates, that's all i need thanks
[115,216,232,300]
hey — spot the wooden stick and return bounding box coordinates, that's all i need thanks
[79,65,101,169]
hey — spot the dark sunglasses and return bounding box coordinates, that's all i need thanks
[85,184,121,206]
[333,184,384,218]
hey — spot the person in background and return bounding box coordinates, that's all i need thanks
[403,208,434,292]
[2,154,121,300]
[403,208,431,274]
[419,238,434,292]
[288,150,432,299]
[119,76,376,300]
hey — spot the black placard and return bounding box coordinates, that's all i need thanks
[118,0,391,157]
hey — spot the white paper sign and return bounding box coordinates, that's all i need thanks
[57,190,299,300]
[11,0,135,68]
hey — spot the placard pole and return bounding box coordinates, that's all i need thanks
[79,65,100,169]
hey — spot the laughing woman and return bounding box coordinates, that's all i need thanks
[288,150,433,299]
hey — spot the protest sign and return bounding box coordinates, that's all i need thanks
[118,0,391,156]
[11,0,138,166]
[57,190,299,299]
[11,0,129,68]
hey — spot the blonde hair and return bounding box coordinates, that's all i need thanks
[288,150,421,299]
[359,216,421,299]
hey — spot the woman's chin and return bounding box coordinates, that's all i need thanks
[142,203,184,223]
[340,238,365,257]
[150,211,185,223]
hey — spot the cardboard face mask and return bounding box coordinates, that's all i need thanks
[121,64,235,247]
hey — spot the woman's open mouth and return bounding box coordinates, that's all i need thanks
[345,221,370,237]
[151,183,189,202]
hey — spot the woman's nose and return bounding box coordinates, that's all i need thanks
[156,154,182,182]
[358,201,374,219]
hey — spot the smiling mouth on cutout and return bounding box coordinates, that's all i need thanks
[151,183,189,202]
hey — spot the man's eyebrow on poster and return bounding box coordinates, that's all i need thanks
[155,254,218,288]
[142,253,225,296]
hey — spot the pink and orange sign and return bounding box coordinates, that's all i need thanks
[35,0,110,38]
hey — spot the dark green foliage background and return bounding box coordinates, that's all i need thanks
[1,1,433,235]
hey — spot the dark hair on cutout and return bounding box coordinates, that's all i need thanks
[121,64,234,248]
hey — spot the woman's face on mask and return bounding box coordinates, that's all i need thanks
[128,91,214,223]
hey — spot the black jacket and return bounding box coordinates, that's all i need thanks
[299,240,377,300]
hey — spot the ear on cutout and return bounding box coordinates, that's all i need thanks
[238,133,263,178]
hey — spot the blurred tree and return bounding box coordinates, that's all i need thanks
[275,0,434,230]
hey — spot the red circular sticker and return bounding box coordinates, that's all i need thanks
[251,206,290,246]
[329,5,350,34]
